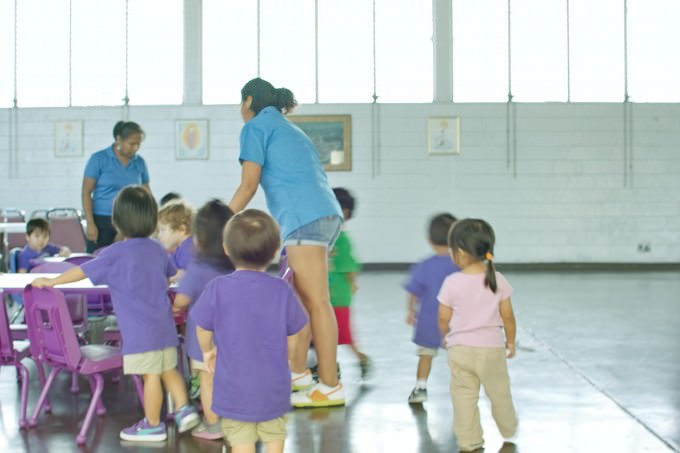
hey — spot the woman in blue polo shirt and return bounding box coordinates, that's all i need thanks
[228,78,345,408]
[81,121,151,253]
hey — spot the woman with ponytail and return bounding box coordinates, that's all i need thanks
[437,218,519,451]
[228,78,345,408]
[82,121,150,253]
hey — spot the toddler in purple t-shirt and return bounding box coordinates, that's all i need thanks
[403,213,459,404]
[157,199,195,282]
[172,199,234,440]
[17,218,71,273]
[33,186,199,443]
[192,209,308,453]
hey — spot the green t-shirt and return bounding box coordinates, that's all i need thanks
[329,231,361,307]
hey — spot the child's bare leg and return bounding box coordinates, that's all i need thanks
[349,343,367,362]
[232,444,257,453]
[417,355,433,381]
[264,440,285,453]
[199,370,219,424]
[142,374,163,425]
[288,323,311,374]
[161,368,189,409]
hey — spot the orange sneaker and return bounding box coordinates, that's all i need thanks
[292,383,345,408]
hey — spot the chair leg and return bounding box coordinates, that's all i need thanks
[29,367,60,428]
[88,375,106,416]
[132,375,145,411]
[32,359,51,413]
[17,363,29,429]
[70,371,80,394]
[76,373,104,445]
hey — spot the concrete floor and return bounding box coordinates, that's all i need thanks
[0,270,678,453]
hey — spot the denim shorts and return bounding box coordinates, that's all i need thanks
[283,215,343,248]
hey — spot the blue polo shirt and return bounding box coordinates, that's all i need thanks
[83,146,150,216]
[239,107,342,239]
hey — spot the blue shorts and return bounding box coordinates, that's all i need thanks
[283,216,343,248]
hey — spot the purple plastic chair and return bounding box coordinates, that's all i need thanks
[23,285,142,445]
[46,208,87,253]
[0,296,48,428]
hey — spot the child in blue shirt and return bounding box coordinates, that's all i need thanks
[17,218,70,273]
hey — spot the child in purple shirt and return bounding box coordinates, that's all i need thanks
[403,213,459,404]
[157,200,195,281]
[32,186,199,443]
[192,209,308,453]
[17,218,71,272]
[172,199,234,440]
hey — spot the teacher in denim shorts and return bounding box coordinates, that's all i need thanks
[228,77,345,407]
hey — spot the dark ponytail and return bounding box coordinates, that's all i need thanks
[113,121,145,141]
[241,78,298,115]
[448,218,498,293]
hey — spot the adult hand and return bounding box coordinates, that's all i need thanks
[86,223,98,242]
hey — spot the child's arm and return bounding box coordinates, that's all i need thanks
[406,293,418,325]
[499,297,517,358]
[438,303,453,339]
[196,325,216,373]
[32,266,87,288]
[172,293,192,313]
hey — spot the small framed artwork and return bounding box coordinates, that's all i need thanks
[289,114,352,171]
[55,121,83,157]
[176,120,209,160]
[428,116,460,155]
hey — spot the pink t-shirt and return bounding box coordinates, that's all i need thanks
[437,271,513,348]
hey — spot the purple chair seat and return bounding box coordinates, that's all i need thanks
[79,345,123,374]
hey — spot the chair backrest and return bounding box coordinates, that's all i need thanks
[1,208,26,250]
[46,208,87,253]
[8,247,22,273]
[278,250,294,284]
[0,298,15,361]
[30,262,86,324]
[23,285,82,369]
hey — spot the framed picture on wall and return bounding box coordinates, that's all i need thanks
[428,116,460,155]
[176,120,209,160]
[55,121,83,157]
[289,114,352,171]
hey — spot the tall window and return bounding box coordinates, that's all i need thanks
[202,1,257,105]
[452,0,508,102]
[375,0,433,102]
[627,0,680,102]
[0,0,15,107]
[16,0,70,107]
[127,0,183,105]
[569,0,624,101]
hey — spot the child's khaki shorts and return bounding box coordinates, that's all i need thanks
[222,415,288,446]
[416,346,438,357]
[123,347,177,375]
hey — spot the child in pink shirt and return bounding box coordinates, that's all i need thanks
[438,218,518,452]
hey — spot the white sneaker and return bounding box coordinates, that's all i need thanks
[291,382,345,408]
[291,369,314,391]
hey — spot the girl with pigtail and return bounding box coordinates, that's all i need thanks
[437,219,519,452]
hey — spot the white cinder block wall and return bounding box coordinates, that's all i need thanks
[1,103,679,263]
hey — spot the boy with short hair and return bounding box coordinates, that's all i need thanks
[192,209,308,453]
[157,200,194,277]
[17,218,71,273]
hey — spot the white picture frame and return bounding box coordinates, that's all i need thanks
[428,116,460,155]
[176,120,209,160]
[55,121,83,157]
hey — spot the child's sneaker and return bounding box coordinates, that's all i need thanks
[291,369,314,391]
[408,387,428,404]
[119,418,167,442]
[358,356,372,379]
[191,420,224,440]
[292,382,345,408]
[189,375,201,400]
[173,404,200,433]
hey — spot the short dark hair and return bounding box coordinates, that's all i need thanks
[113,121,145,141]
[241,78,298,115]
[224,209,280,268]
[449,218,497,292]
[159,192,182,207]
[112,185,158,239]
[333,187,356,219]
[429,213,457,246]
[194,199,234,271]
[26,218,50,236]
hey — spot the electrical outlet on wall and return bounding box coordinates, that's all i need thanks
[637,243,651,253]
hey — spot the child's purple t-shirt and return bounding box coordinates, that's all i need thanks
[81,238,178,355]
[177,259,233,362]
[18,244,61,271]
[403,254,459,349]
[190,270,308,422]
[171,236,194,270]
[438,271,513,348]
